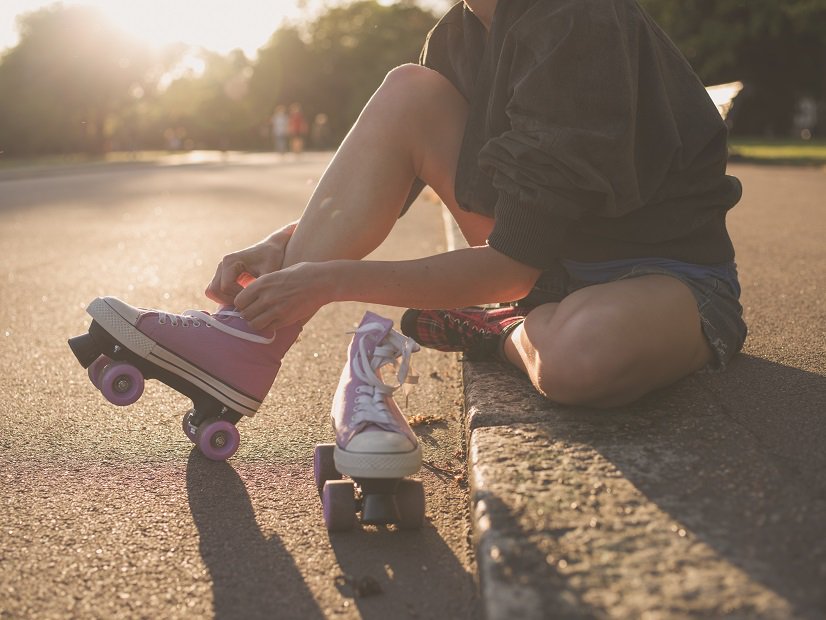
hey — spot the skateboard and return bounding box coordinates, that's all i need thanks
[313,443,425,531]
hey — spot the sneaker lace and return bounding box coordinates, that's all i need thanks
[350,322,418,427]
[157,308,275,344]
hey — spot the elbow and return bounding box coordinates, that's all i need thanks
[506,274,540,302]
[482,245,543,303]
[497,262,541,302]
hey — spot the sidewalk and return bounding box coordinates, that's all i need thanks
[457,163,826,619]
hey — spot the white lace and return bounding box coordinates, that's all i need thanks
[157,308,275,344]
[350,322,417,427]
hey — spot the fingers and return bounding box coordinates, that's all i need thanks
[233,272,315,331]
[234,281,284,331]
[205,264,228,303]
[205,257,248,304]
[220,260,247,301]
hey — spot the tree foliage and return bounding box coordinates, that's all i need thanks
[0,6,163,155]
[0,0,823,157]
[639,0,826,135]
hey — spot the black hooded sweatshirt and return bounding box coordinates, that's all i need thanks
[417,0,742,270]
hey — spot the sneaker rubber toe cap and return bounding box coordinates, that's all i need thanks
[345,428,416,454]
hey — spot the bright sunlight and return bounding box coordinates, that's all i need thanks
[1,0,322,56]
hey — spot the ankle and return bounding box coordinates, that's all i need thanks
[499,319,526,366]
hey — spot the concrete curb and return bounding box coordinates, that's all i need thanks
[461,361,825,619]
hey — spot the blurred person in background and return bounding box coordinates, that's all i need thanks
[288,103,308,154]
[271,104,289,154]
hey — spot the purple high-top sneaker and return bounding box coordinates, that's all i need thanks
[331,311,422,479]
[71,297,300,418]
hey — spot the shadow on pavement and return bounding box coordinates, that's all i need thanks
[328,522,480,619]
[186,451,324,620]
[554,356,826,616]
[466,353,826,615]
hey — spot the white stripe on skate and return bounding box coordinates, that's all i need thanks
[148,347,261,416]
[87,297,261,417]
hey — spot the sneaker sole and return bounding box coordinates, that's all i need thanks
[87,297,262,417]
[333,444,422,479]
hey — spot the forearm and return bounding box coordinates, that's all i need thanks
[325,246,540,309]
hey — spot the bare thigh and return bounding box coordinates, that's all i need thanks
[509,275,714,407]
[284,64,490,266]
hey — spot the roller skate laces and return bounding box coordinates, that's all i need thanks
[157,307,276,344]
[349,320,418,431]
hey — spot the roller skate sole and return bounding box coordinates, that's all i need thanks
[314,443,426,531]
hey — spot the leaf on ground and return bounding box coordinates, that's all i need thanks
[409,414,446,427]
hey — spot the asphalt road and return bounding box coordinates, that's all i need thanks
[0,153,481,619]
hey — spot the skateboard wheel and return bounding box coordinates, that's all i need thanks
[100,362,144,406]
[181,411,198,443]
[195,418,240,461]
[313,443,341,496]
[87,355,112,390]
[322,480,357,532]
[395,479,425,530]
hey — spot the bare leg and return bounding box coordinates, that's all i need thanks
[282,64,492,267]
[503,275,714,408]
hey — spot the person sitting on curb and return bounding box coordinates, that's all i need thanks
[206,0,747,409]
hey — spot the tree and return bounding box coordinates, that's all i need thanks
[0,5,158,155]
[639,0,826,136]
[303,1,436,139]
[0,0,441,155]
[249,1,436,145]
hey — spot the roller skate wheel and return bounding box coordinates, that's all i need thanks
[313,443,341,496]
[99,362,144,406]
[195,418,240,461]
[87,355,112,390]
[395,479,425,530]
[322,480,357,532]
[181,411,198,443]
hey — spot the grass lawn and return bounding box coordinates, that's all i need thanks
[729,138,826,166]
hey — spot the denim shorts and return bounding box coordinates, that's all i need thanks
[518,257,748,372]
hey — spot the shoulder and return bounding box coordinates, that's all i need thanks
[420,2,486,99]
[424,2,469,45]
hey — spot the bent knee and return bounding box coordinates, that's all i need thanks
[378,64,463,107]
[521,316,641,407]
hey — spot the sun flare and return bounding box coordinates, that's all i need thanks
[4,0,316,56]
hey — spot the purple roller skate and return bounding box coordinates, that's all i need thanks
[68,297,301,460]
[314,311,425,531]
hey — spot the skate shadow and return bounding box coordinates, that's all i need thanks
[328,526,480,619]
[186,451,324,620]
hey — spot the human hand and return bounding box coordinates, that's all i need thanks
[234,261,332,331]
[205,221,297,304]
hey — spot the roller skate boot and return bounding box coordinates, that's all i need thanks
[314,311,425,531]
[68,295,300,460]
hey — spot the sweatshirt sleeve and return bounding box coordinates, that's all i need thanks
[482,2,680,266]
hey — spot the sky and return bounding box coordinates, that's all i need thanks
[1,1,450,57]
[0,0,332,57]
